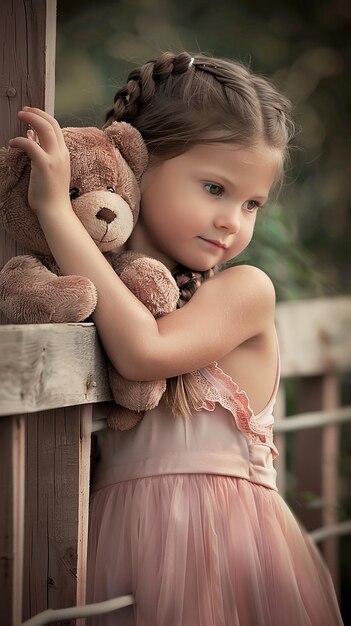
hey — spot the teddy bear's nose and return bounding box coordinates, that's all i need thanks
[96,207,116,224]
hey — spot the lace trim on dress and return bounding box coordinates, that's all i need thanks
[194,362,279,459]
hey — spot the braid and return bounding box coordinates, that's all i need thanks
[194,59,254,97]
[172,265,214,308]
[165,266,215,417]
[105,52,194,127]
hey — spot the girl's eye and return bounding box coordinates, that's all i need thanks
[107,186,115,193]
[203,183,224,197]
[243,200,261,212]
[69,187,80,200]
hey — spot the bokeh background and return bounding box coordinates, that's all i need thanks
[55,0,351,619]
[56,0,351,301]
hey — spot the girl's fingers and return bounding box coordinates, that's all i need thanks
[27,128,40,144]
[22,107,65,145]
[9,136,45,161]
[17,108,66,153]
[8,107,71,216]
[17,110,57,153]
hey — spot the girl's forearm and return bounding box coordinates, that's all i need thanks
[37,206,162,377]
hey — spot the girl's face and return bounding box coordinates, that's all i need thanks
[128,142,281,271]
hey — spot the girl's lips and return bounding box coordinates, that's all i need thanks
[199,237,228,249]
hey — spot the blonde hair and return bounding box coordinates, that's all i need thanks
[105,51,294,416]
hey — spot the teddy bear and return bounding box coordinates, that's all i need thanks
[0,122,179,430]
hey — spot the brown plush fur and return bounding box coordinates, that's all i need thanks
[0,123,179,429]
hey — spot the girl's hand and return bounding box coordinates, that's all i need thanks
[9,107,71,216]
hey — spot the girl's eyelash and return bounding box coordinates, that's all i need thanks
[203,182,224,196]
[244,200,263,211]
[202,184,265,210]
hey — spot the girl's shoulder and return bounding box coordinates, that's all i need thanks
[215,263,274,282]
[189,263,276,342]
[207,264,276,308]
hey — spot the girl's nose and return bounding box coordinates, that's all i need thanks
[215,208,241,234]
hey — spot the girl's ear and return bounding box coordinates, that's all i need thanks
[104,121,148,181]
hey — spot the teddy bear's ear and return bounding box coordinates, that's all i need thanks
[104,122,148,181]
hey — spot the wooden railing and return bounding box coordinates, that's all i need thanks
[0,296,351,625]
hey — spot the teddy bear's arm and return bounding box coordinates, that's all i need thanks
[101,251,180,430]
[0,254,97,323]
[106,250,179,316]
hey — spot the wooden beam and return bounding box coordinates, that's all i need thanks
[0,297,350,417]
[0,324,112,416]
[276,297,351,377]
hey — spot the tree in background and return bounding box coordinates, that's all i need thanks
[56,0,350,299]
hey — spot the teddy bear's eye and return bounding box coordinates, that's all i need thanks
[69,187,80,200]
[107,186,115,193]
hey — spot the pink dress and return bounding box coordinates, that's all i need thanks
[87,363,343,625]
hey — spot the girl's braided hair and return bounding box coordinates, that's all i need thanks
[105,51,294,417]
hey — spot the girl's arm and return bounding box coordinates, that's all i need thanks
[10,108,275,381]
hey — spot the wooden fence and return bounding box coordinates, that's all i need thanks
[0,296,350,624]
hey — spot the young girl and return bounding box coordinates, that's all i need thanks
[12,52,343,625]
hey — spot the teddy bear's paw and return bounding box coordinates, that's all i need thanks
[46,275,98,322]
[107,406,144,431]
[120,257,179,317]
[0,255,98,323]
[108,364,166,412]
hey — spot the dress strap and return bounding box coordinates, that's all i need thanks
[193,364,278,458]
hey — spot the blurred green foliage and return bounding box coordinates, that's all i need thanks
[56,0,351,300]
[235,204,332,300]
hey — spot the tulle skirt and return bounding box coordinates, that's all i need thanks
[87,474,343,626]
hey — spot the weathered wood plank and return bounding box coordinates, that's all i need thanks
[0,0,55,147]
[0,2,84,624]
[276,297,351,376]
[1,297,350,417]
[0,415,25,626]
[0,324,112,416]
[0,418,18,625]
[12,415,26,626]
[321,374,340,593]
[272,385,287,496]
[0,0,57,327]
[76,405,93,616]
[22,405,91,623]
[44,0,57,115]
[294,377,323,532]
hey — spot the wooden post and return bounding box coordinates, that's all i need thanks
[0,0,56,144]
[0,3,57,622]
[0,2,93,624]
[0,416,25,626]
[322,374,340,592]
[294,377,323,531]
[22,406,91,619]
[273,384,287,497]
[0,0,56,288]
